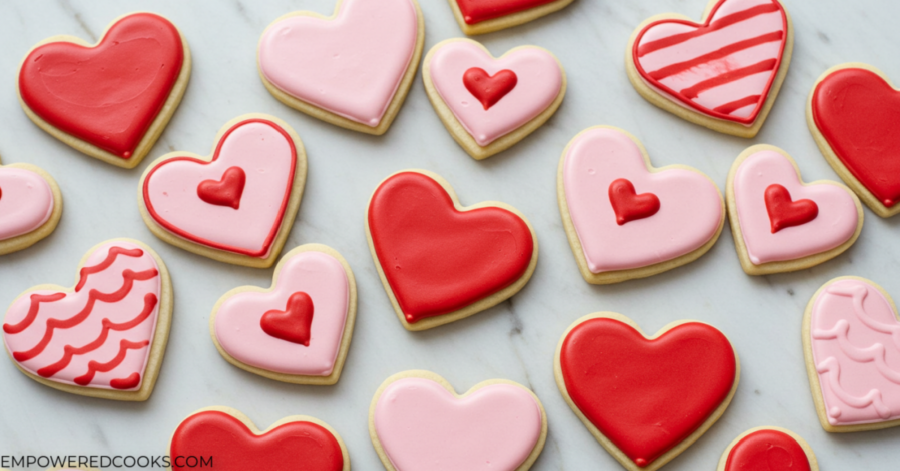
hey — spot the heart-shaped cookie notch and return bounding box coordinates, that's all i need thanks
[366,170,538,331]
[17,12,191,168]
[0,157,63,256]
[625,0,793,138]
[139,114,307,268]
[554,312,739,471]
[2,238,172,401]
[257,0,424,135]
[169,406,349,471]
[558,126,725,284]
[726,145,863,275]
[448,0,574,35]
[423,39,566,160]
[210,244,357,385]
[370,370,546,471]
[803,276,900,432]
[718,427,818,471]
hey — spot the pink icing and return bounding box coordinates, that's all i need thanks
[562,128,722,272]
[374,377,542,471]
[143,121,295,257]
[810,279,900,425]
[429,41,562,146]
[214,251,350,376]
[0,167,54,241]
[732,150,858,265]
[258,0,419,127]
[2,241,161,390]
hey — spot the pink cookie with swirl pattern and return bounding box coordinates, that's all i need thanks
[2,239,172,401]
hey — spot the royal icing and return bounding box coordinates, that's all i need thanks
[562,128,722,273]
[723,429,811,471]
[559,317,736,467]
[2,242,161,390]
[732,150,858,265]
[18,13,184,159]
[429,41,562,146]
[812,68,900,208]
[633,0,788,124]
[810,279,900,425]
[214,251,350,376]
[170,410,344,471]
[373,377,542,471]
[0,168,54,241]
[455,0,559,24]
[368,172,533,323]
[258,0,418,127]
[142,119,296,257]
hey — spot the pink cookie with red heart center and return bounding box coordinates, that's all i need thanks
[0,160,63,255]
[558,126,725,284]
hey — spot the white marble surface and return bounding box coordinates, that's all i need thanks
[1,0,900,469]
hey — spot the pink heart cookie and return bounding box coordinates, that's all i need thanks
[370,371,546,471]
[0,161,62,255]
[726,146,862,275]
[139,115,307,268]
[210,244,357,385]
[558,126,724,284]
[2,239,171,401]
[258,0,424,135]
[804,277,900,432]
[424,39,565,160]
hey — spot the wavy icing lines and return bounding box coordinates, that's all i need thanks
[816,358,892,420]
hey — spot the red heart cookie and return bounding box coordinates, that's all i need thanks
[366,170,537,331]
[169,408,348,471]
[719,427,817,471]
[450,0,574,34]
[809,64,900,217]
[17,13,190,168]
[555,313,738,471]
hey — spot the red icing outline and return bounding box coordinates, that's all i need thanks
[723,429,811,471]
[142,119,297,258]
[560,317,736,467]
[631,0,788,125]
[170,410,344,471]
[455,0,560,25]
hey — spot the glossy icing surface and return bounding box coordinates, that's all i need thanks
[258,0,418,127]
[143,119,296,257]
[373,377,542,471]
[723,429,811,471]
[429,41,562,146]
[214,251,350,376]
[18,13,184,159]
[455,0,559,24]
[368,172,533,323]
[3,242,161,390]
[0,167,54,241]
[633,0,788,124]
[733,150,858,265]
[810,279,900,425]
[563,128,722,273]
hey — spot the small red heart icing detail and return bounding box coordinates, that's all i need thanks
[724,429,811,471]
[455,0,559,24]
[259,292,315,346]
[559,317,736,467]
[764,184,818,233]
[463,67,518,110]
[608,178,661,225]
[197,167,246,210]
[170,410,344,471]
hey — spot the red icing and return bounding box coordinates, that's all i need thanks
[142,119,297,257]
[110,372,142,390]
[368,172,533,323]
[764,184,818,233]
[260,292,315,346]
[455,0,559,24]
[18,13,184,159]
[608,178,661,225]
[170,410,344,471]
[463,68,518,110]
[197,167,246,210]
[560,317,736,467]
[75,247,144,292]
[812,68,900,208]
[724,429,811,471]
[73,339,149,386]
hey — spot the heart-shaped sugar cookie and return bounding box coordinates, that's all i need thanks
[0,158,63,255]
[718,427,817,471]
[449,0,574,35]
